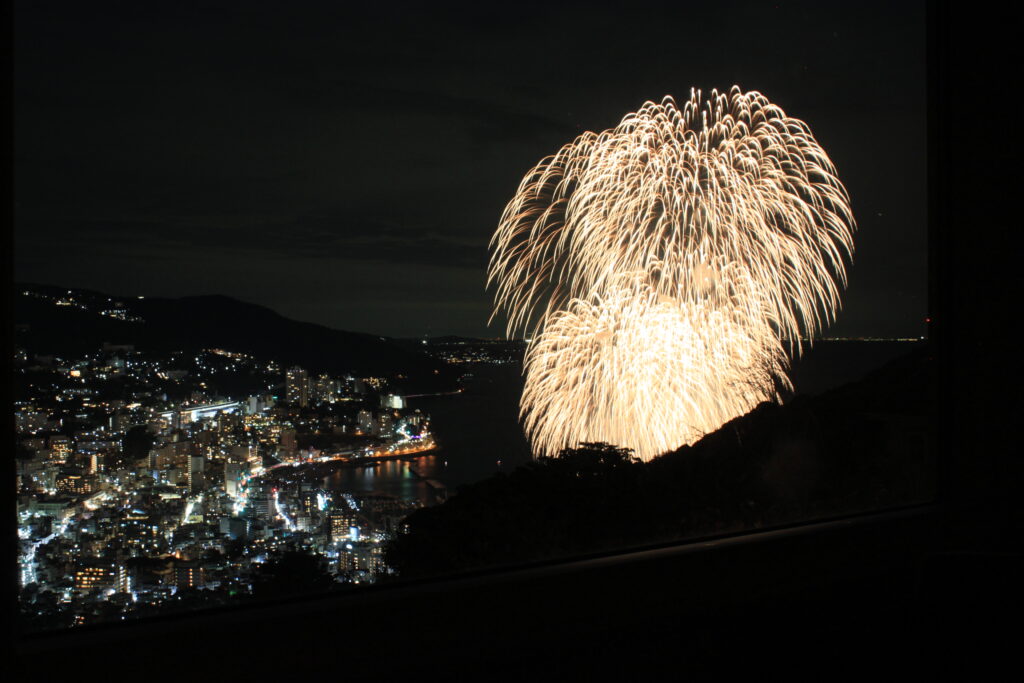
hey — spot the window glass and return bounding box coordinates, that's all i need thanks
[15,1,930,632]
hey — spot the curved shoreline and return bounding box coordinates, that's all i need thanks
[259,445,442,481]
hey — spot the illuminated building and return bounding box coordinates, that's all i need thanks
[173,561,205,590]
[369,544,386,575]
[329,508,358,544]
[244,394,274,414]
[151,441,191,471]
[337,543,381,577]
[89,452,106,474]
[48,435,72,464]
[286,367,310,407]
[117,563,135,593]
[217,410,242,432]
[337,543,356,573]
[299,491,320,516]
[357,410,374,435]
[374,412,394,437]
[224,462,244,496]
[15,410,51,433]
[56,470,95,495]
[187,455,206,492]
[246,481,274,520]
[74,563,116,596]
[36,464,61,491]
[156,401,244,429]
[30,496,74,520]
[380,393,405,409]
[313,374,337,404]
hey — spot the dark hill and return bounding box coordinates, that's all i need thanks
[386,344,936,578]
[14,284,456,393]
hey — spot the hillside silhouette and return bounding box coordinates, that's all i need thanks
[386,344,935,577]
[14,284,456,393]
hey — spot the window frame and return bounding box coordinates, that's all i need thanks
[11,1,968,667]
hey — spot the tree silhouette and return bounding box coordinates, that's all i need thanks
[122,424,154,462]
[250,551,336,599]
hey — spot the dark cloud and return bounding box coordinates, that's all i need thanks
[14,0,928,338]
[17,216,485,270]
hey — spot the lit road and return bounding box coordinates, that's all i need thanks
[19,515,72,587]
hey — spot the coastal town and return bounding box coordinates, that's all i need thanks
[14,291,450,630]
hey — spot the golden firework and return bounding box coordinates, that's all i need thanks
[488,87,855,460]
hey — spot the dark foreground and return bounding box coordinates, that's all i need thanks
[16,337,1022,675]
[387,346,936,578]
[16,501,1020,677]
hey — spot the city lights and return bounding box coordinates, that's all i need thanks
[14,317,439,630]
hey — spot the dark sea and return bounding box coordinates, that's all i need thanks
[326,340,925,506]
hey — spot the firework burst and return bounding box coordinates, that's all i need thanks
[488,87,855,460]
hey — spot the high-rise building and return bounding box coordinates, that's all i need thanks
[246,481,274,520]
[368,544,387,576]
[187,455,206,492]
[329,507,358,544]
[313,374,337,405]
[338,543,355,573]
[89,452,106,474]
[173,561,205,590]
[337,543,378,576]
[357,410,374,435]
[224,462,244,497]
[374,412,394,437]
[299,490,323,518]
[116,563,135,594]
[286,367,310,407]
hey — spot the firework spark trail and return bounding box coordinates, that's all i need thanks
[488,87,855,461]
[521,273,791,458]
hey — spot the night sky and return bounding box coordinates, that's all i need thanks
[14,1,927,339]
